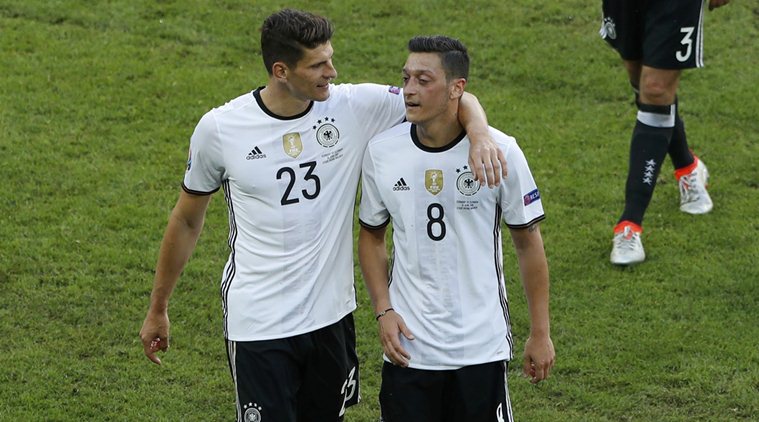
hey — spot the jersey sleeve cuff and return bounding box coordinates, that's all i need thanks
[359,218,390,230]
[505,214,545,230]
[181,182,220,196]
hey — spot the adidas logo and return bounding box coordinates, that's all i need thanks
[392,178,410,191]
[246,146,266,160]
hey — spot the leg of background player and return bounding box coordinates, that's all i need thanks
[611,64,679,265]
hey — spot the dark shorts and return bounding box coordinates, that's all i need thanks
[226,314,359,422]
[379,361,513,422]
[600,0,707,69]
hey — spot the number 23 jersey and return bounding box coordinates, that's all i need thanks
[183,83,405,341]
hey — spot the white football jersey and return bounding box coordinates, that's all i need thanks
[184,83,405,341]
[359,122,545,370]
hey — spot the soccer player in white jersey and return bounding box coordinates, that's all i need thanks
[359,36,555,422]
[138,9,506,422]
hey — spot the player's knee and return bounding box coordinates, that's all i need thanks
[639,77,677,105]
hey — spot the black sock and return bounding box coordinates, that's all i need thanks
[618,102,675,226]
[668,99,694,169]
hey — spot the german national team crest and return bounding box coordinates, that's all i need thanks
[600,17,616,40]
[455,166,480,196]
[243,402,262,422]
[425,169,443,195]
[282,132,303,158]
[314,117,340,148]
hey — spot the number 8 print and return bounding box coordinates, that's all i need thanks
[426,203,446,241]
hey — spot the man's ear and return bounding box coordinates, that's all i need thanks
[450,78,467,100]
[272,62,288,81]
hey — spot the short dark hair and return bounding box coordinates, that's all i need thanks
[407,35,469,81]
[260,9,334,75]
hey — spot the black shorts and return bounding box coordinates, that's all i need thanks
[600,0,707,69]
[379,361,513,422]
[226,314,359,422]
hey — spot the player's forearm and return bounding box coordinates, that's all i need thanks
[149,211,204,312]
[458,92,489,141]
[358,227,392,313]
[512,227,551,338]
[520,265,551,338]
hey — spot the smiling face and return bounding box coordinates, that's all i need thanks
[281,41,338,102]
[402,52,463,125]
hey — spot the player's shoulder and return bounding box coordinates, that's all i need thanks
[206,91,257,119]
[368,121,411,147]
[328,82,402,100]
[487,126,518,148]
[484,126,524,158]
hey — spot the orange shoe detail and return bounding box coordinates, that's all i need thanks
[674,157,699,181]
[614,220,642,234]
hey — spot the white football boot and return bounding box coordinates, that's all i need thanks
[678,157,713,215]
[610,225,645,266]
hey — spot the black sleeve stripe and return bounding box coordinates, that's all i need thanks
[505,214,545,230]
[181,182,219,196]
[359,218,391,230]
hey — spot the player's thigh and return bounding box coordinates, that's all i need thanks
[227,339,301,422]
[642,0,706,69]
[379,362,446,422]
[446,361,512,422]
[297,314,360,422]
[600,0,643,61]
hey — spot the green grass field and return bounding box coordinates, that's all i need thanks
[2,1,758,420]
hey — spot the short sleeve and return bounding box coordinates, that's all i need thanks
[346,84,406,139]
[499,143,545,228]
[358,144,390,229]
[182,111,223,195]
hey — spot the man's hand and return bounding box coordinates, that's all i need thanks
[468,134,508,188]
[377,310,414,367]
[709,0,729,10]
[140,310,171,365]
[522,335,555,384]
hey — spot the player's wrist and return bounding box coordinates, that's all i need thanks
[375,307,394,321]
[528,330,551,341]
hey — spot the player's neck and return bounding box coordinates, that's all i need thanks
[259,85,311,117]
[414,114,464,149]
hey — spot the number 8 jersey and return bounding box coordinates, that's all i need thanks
[183,84,405,341]
[359,122,545,370]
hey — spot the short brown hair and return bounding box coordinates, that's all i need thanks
[260,9,334,75]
